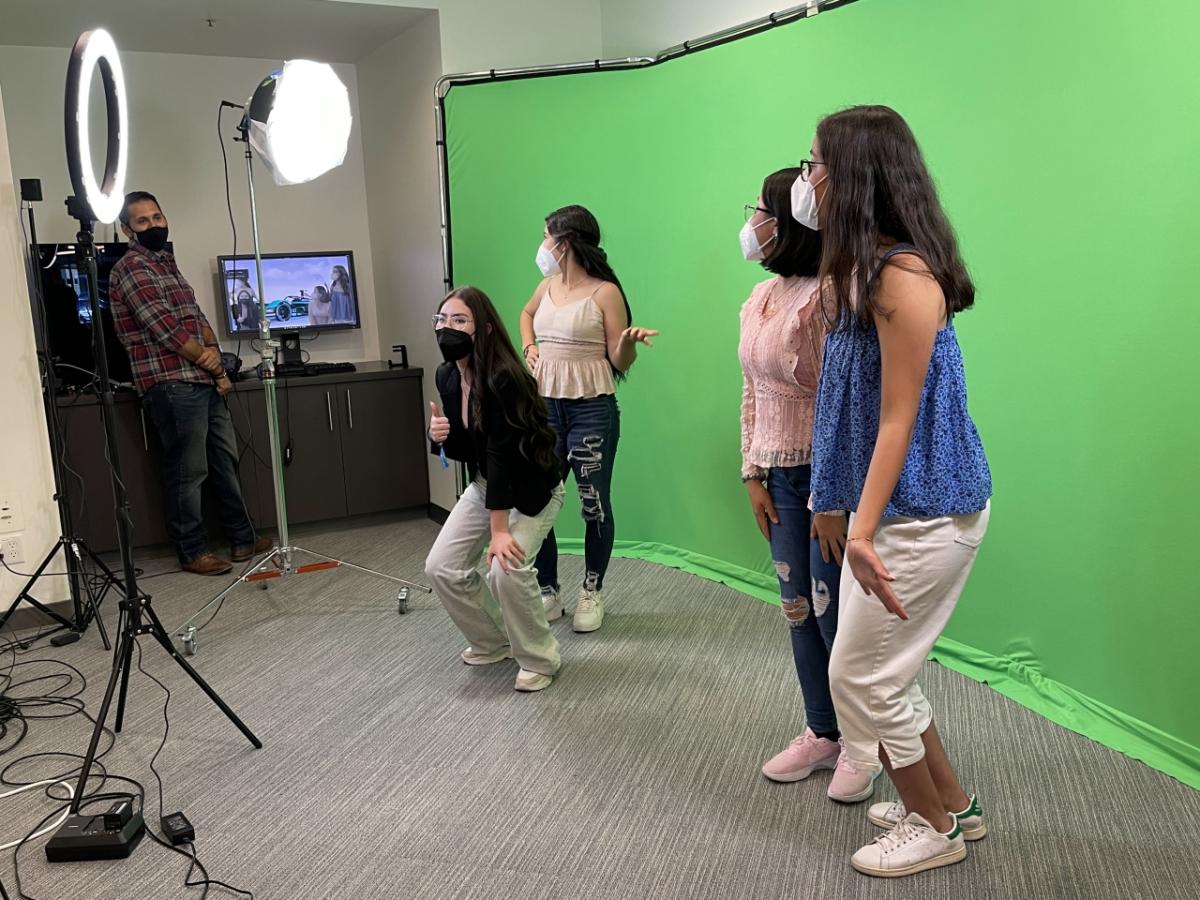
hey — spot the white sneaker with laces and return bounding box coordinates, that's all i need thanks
[514,668,554,692]
[541,586,564,622]
[461,646,512,666]
[851,811,966,878]
[573,589,604,633]
[867,795,987,841]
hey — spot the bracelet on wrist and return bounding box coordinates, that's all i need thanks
[847,536,873,543]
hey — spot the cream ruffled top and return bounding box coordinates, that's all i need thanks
[531,285,616,399]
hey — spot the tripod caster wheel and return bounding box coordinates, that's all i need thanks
[398,587,409,615]
[181,627,197,656]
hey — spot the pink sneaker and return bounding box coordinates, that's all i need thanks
[827,745,881,803]
[761,728,840,783]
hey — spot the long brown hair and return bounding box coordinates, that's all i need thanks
[439,286,558,473]
[814,105,974,330]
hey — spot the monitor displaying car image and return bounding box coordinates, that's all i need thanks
[218,251,360,336]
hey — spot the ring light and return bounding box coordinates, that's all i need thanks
[64,28,128,224]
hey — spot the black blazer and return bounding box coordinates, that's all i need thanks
[432,362,560,516]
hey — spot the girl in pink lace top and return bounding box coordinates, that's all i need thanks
[737,169,864,801]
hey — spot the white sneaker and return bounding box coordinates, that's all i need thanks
[867,795,987,841]
[573,589,604,633]
[514,668,554,692]
[461,646,511,666]
[851,811,966,878]
[541,586,564,622]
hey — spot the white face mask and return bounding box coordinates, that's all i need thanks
[739,217,777,261]
[790,173,826,230]
[535,242,562,277]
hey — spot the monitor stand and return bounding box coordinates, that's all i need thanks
[278,331,303,366]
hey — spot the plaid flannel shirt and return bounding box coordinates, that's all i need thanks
[109,242,217,395]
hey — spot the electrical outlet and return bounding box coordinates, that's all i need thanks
[0,535,23,565]
[0,498,20,532]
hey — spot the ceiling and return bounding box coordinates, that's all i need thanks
[0,0,433,63]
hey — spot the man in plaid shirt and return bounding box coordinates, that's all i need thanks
[110,191,271,575]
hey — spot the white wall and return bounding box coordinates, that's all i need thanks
[0,85,69,612]
[358,13,457,511]
[0,45,380,366]
[327,0,604,72]
[600,0,791,58]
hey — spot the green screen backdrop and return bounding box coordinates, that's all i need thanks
[444,0,1200,787]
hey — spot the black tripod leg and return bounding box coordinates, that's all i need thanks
[74,541,114,649]
[143,604,262,749]
[69,626,132,813]
[85,574,113,651]
[0,544,78,634]
[113,636,135,733]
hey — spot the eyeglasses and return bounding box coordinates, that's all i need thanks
[799,159,826,182]
[744,204,774,223]
[432,314,473,329]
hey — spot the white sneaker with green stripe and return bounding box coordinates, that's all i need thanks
[867,794,987,841]
[851,811,967,878]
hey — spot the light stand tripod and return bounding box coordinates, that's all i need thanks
[0,183,114,649]
[46,199,261,862]
[175,104,428,656]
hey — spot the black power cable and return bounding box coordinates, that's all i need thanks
[1,628,253,898]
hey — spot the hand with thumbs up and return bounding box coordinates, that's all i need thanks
[429,401,450,444]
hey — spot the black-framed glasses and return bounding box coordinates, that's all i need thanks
[799,159,826,182]
[432,313,473,329]
[744,204,774,223]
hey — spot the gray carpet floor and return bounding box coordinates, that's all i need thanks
[2,512,1197,900]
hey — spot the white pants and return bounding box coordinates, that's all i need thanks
[829,502,990,770]
[425,480,565,676]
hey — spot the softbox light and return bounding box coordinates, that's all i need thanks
[245,59,352,186]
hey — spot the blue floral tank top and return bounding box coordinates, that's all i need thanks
[810,246,992,518]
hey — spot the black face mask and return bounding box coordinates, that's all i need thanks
[135,226,169,252]
[437,327,473,362]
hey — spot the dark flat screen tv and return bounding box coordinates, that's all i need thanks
[34,242,175,389]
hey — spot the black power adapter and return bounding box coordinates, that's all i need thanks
[161,811,195,845]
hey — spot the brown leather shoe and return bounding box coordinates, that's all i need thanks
[231,536,274,562]
[181,553,233,576]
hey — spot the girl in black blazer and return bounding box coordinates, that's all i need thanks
[424,286,565,692]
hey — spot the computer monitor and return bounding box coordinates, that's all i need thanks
[218,251,361,338]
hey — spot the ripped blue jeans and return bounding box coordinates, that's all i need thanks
[535,394,620,594]
[767,465,842,734]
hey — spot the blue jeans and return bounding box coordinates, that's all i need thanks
[535,394,620,593]
[767,465,842,734]
[142,382,257,563]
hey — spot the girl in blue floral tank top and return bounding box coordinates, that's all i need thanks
[795,105,993,879]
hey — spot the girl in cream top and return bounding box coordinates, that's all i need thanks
[518,204,658,635]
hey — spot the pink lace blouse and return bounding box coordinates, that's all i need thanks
[738,275,827,480]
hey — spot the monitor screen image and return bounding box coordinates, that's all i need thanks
[218,251,360,336]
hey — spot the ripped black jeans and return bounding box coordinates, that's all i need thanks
[534,394,620,594]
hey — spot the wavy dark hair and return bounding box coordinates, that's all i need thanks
[759,167,821,278]
[438,286,559,474]
[545,205,632,379]
[815,105,974,330]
